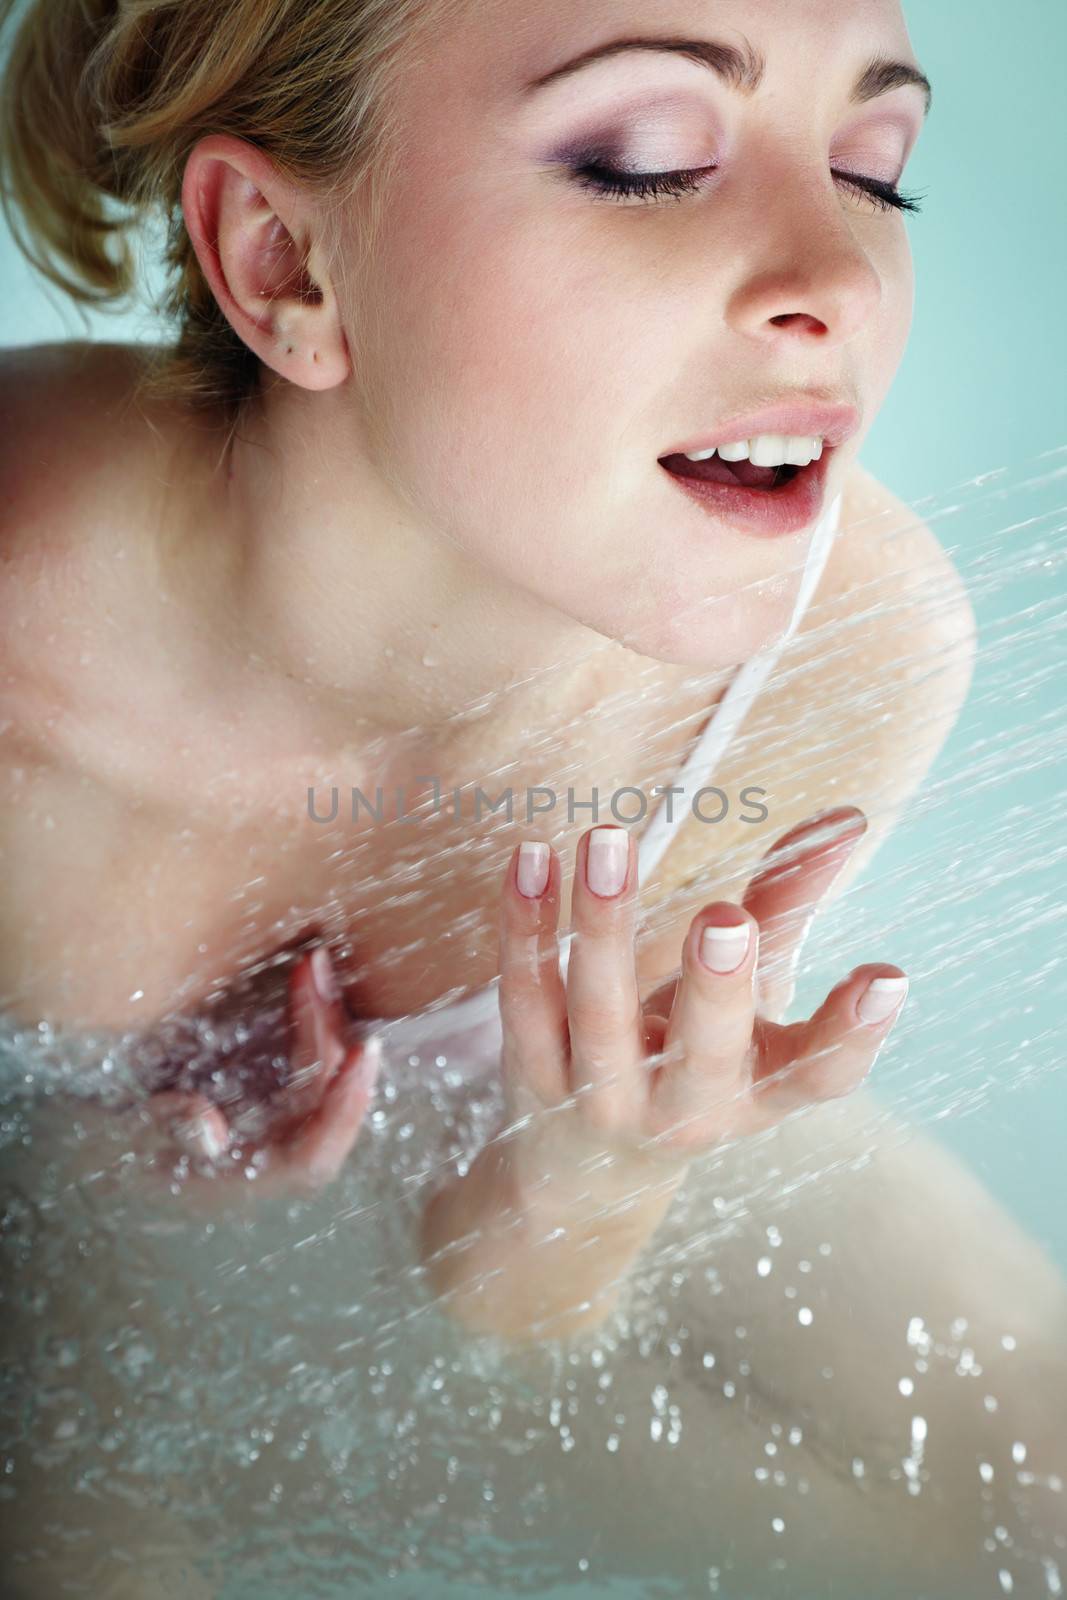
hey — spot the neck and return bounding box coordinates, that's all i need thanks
[158,376,739,807]
[218,379,659,737]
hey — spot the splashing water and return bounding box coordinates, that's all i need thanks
[1,451,1065,1599]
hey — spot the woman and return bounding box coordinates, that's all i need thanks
[1,0,1064,1592]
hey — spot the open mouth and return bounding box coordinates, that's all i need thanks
[659,453,806,491]
[656,446,832,537]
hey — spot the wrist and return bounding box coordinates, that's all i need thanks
[418,1128,688,1344]
[509,1113,691,1225]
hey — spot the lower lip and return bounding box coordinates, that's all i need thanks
[658,448,832,538]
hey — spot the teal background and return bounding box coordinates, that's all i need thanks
[1,1,1065,1262]
[851,0,1067,1266]
[871,0,1067,494]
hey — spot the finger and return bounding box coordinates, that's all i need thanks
[498,840,568,1112]
[284,949,347,1129]
[284,1036,382,1190]
[753,963,908,1115]
[650,904,759,1147]
[566,826,646,1128]
[131,1091,236,1215]
[743,806,868,1022]
[142,1090,230,1165]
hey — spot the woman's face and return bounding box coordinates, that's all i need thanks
[337,0,925,664]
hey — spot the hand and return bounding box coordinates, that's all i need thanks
[497,808,908,1200]
[136,946,380,1210]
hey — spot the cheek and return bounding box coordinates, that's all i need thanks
[889,224,915,322]
[354,181,668,564]
[872,228,915,395]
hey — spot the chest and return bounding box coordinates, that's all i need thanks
[1,644,850,1037]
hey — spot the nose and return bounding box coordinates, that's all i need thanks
[723,173,883,349]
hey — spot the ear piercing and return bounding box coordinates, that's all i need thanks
[279,341,320,365]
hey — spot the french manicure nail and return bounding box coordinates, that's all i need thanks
[356,1035,382,1094]
[171,1115,227,1160]
[586,827,629,897]
[857,975,908,1024]
[699,922,752,974]
[311,946,340,1004]
[517,840,550,898]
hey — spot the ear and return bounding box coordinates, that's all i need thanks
[181,133,351,392]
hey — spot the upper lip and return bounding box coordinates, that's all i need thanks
[660,398,861,459]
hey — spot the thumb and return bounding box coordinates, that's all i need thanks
[144,1090,230,1162]
[744,807,867,1021]
[286,949,347,1125]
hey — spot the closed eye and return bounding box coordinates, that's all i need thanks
[568,161,924,214]
[831,170,924,213]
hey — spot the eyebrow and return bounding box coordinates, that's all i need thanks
[524,36,933,118]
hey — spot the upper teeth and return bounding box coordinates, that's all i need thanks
[684,434,826,467]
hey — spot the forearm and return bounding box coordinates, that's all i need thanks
[417,1134,687,1344]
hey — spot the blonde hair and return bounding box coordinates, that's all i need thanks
[0,0,461,437]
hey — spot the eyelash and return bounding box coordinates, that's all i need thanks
[569,161,924,214]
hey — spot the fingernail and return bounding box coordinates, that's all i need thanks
[355,1035,382,1094]
[517,840,550,898]
[311,946,340,1004]
[586,827,629,897]
[857,975,908,1025]
[171,1115,227,1160]
[699,922,752,974]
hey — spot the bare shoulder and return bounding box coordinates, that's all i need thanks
[805,457,977,785]
[0,338,157,471]
[732,457,976,835]
[0,340,195,705]
[757,457,978,896]
[816,457,977,661]
[640,462,978,969]
[0,339,168,558]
